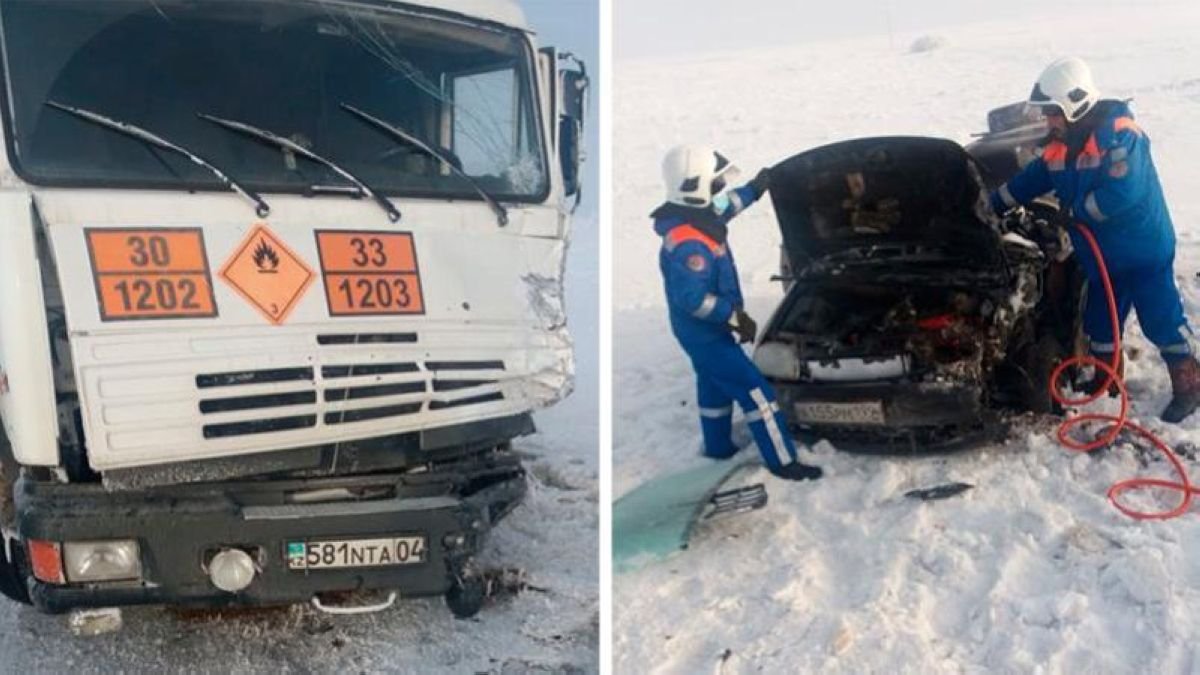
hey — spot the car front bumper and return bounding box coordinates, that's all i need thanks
[772,379,1003,452]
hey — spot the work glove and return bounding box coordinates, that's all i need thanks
[748,168,772,197]
[1033,209,1074,262]
[730,309,758,344]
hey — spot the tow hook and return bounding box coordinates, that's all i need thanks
[310,591,398,615]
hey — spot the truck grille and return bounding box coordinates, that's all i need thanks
[196,367,314,388]
[193,340,507,439]
[315,332,418,345]
[199,391,318,413]
[203,415,319,439]
[79,325,547,471]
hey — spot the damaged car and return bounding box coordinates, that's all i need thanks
[753,133,1085,452]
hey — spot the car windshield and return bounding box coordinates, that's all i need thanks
[0,0,548,201]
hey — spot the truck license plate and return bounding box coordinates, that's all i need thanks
[286,536,426,570]
[794,401,886,426]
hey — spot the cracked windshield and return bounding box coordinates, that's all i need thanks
[0,0,548,200]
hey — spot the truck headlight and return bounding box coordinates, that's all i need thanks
[63,540,142,583]
[753,342,802,380]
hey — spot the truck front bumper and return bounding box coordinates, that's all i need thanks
[13,462,525,613]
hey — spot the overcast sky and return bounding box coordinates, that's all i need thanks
[519,0,599,215]
[614,0,1174,60]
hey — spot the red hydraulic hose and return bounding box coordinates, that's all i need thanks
[1050,222,1197,520]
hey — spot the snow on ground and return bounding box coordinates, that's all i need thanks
[614,3,1200,673]
[0,209,598,673]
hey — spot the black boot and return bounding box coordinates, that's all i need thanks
[1162,356,1200,423]
[1076,351,1122,398]
[771,461,823,481]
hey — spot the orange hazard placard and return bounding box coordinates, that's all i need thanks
[85,228,218,321]
[219,224,314,325]
[314,230,425,316]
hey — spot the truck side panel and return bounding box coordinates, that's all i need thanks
[0,192,59,466]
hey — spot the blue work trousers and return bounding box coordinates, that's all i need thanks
[1083,257,1190,363]
[685,337,798,470]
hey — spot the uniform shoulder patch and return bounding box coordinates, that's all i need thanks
[1113,117,1142,136]
[686,254,707,272]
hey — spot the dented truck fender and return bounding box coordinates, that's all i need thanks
[0,192,59,467]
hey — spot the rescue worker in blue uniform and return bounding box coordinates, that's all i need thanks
[990,57,1200,423]
[652,145,822,480]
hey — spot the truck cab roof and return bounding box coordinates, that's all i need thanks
[384,0,529,31]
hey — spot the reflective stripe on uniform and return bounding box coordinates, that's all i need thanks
[1084,192,1106,222]
[749,387,790,467]
[1090,341,1116,353]
[998,183,1017,209]
[1114,117,1143,136]
[744,400,780,422]
[1043,142,1067,171]
[1076,136,1103,169]
[663,225,726,258]
[728,190,745,213]
[693,294,718,319]
[1162,342,1192,355]
[700,405,733,419]
[665,224,721,254]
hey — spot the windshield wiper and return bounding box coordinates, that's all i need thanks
[197,113,400,223]
[46,101,271,217]
[340,103,509,227]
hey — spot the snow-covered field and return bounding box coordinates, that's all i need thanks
[614,3,1200,673]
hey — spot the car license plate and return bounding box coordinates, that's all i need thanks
[286,536,426,570]
[794,401,886,425]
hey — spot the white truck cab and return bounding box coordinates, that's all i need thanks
[0,0,587,619]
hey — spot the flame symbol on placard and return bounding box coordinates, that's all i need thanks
[253,239,280,273]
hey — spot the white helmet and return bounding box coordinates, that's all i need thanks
[1028,56,1099,123]
[662,145,741,207]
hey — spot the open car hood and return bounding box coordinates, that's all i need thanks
[768,137,1005,277]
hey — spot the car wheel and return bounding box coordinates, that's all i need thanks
[1022,333,1066,415]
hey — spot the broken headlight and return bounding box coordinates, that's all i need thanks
[753,342,803,380]
[807,355,911,382]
